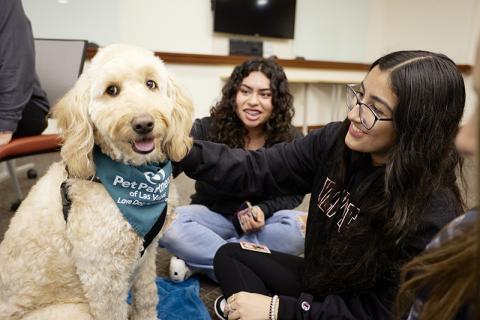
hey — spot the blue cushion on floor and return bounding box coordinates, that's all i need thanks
[128,277,210,320]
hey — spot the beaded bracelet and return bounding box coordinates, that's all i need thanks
[269,295,279,320]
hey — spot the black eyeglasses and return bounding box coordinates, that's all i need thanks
[346,84,392,130]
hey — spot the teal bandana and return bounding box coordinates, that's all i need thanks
[93,147,171,238]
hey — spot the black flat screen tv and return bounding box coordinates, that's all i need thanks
[213,0,296,39]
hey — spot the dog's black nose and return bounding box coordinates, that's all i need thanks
[132,114,154,134]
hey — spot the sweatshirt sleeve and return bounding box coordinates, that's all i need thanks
[256,128,306,218]
[404,189,461,256]
[172,117,208,178]
[0,0,36,132]
[277,291,391,320]
[256,193,305,219]
[178,123,341,198]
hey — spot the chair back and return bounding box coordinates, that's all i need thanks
[34,38,87,106]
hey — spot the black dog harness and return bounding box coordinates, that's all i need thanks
[60,176,167,257]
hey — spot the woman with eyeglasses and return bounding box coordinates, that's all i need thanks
[176,51,466,319]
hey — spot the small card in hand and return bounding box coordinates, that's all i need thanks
[232,201,255,235]
[238,201,257,221]
[240,241,271,254]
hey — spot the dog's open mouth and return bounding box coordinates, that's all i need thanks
[133,138,155,154]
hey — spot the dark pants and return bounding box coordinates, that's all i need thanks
[12,101,48,138]
[213,243,305,299]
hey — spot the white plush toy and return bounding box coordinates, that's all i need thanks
[169,256,199,282]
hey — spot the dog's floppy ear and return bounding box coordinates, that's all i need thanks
[163,75,194,161]
[52,73,95,179]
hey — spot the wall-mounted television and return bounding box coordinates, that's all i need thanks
[213,0,296,39]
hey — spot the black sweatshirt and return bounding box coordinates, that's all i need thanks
[178,122,461,319]
[179,116,305,219]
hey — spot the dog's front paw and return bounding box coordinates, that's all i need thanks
[128,300,157,320]
[129,311,158,320]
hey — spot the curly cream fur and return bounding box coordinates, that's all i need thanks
[0,44,193,320]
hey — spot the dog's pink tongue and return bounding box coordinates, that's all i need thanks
[134,139,155,152]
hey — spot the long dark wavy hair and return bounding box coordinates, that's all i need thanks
[208,57,295,148]
[304,51,466,297]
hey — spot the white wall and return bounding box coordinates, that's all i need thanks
[366,0,479,64]
[23,0,480,63]
[22,0,480,124]
[293,0,370,62]
[117,0,215,54]
[22,0,370,60]
[22,0,120,46]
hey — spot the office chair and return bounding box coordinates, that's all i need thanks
[0,39,87,211]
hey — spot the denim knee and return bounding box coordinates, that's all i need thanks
[268,210,305,228]
[273,209,302,219]
[159,210,190,245]
[173,205,205,219]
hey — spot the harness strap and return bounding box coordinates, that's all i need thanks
[140,204,167,256]
[60,177,167,257]
[60,181,72,221]
[61,175,100,222]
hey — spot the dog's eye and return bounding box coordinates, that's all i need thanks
[146,80,157,90]
[106,85,119,96]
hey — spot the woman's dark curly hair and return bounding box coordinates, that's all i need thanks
[209,57,295,148]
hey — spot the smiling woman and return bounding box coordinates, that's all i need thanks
[159,57,307,284]
[234,71,274,149]
[344,65,398,165]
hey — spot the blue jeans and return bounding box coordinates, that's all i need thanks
[159,205,306,280]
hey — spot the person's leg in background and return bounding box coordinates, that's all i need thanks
[159,205,238,280]
[240,210,307,256]
[12,100,48,138]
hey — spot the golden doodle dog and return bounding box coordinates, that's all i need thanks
[0,44,193,320]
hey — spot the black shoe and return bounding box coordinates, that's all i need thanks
[214,295,227,320]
